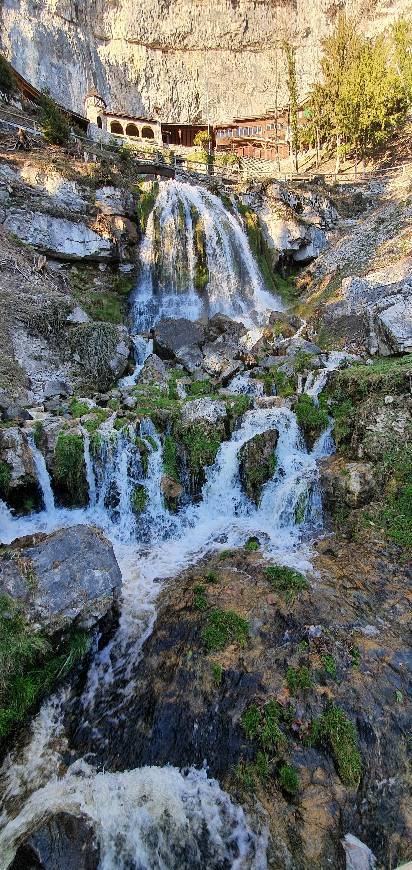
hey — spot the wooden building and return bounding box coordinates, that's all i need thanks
[215,101,310,162]
[161,122,211,149]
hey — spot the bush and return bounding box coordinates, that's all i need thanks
[40,91,70,145]
[0,56,14,95]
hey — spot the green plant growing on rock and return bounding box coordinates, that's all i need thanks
[0,55,15,95]
[272,370,296,398]
[245,537,260,551]
[286,666,313,693]
[193,584,208,611]
[33,422,44,449]
[180,423,222,480]
[311,704,362,788]
[265,565,309,600]
[212,662,223,685]
[295,395,329,444]
[131,484,148,515]
[40,90,70,145]
[54,433,87,504]
[136,181,159,233]
[163,435,179,482]
[0,461,12,497]
[242,703,262,740]
[278,763,300,796]
[242,700,286,753]
[186,379,216,399]
[202,608,249,652]
[205,570,217,584]
[321,654,337,679]
[70,399,91,418]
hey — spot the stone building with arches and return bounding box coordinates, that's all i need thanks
[84,89,162,144]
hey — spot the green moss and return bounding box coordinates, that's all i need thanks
[239,432,277,505]
[311,704,362,788]
[135,437,149,476]
[136,181,159,233]
[329,398,356,447]
[163,434,179,482]
[293,351,315,374]
[33,421,44,449]
[179,423,222,478]
[265,565,309,600]
[54,433,87,504]
[145,435,158,452]
[70,268,132,325]
[295,395,329,442]
[202,608,249,652]
[0,461,12,497]
[132,384,181,423]
[378,448,412,546]
[245,537,260,551]
[278,763,300,796]
[205,570,218,584]
[131,484,148,515]
[0,595,90,740]
[191,206,209,293]
[224,394,251,424]
[69,398,91,418]
[83,409,111,435]
[212,662,223,685]
[237,202,278,294]
[186,379,216,399]
[242,699,287,756]
[272,370,296,398]
[193,584,208,611]
[321,654,337,679]
[242,704,262,740]
[286,666,313,693]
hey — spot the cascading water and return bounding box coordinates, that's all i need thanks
[28,433,55,517]
[129,180,281,333]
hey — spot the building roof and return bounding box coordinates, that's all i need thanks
[106,111,159,124]
[85,88,106,105]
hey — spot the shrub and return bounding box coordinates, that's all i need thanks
[245,537,260,551]
[311,704,362,788]
[40,91,70,145]
[321,653,337,679]
[202,608,249,652]
[0,56,14,95]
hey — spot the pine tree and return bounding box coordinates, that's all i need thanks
[40,91,70,146]
[283,42,299,171]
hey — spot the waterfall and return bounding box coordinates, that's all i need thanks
[28,433,55,517]
[130,180,281,332]
[82,429,97,509]
[119,335,153,388]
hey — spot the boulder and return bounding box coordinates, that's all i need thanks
[3,210,115,261]
[153,318,205,360]
[342,834,377,870]
[239,429,279,505]
[205,314,247,343]
[69,323,130,387]
[0,426,39,511]
[138,354,168,386]
[161,475,184,500]
[175,345,204,374]
[320,457,377,511]
[0,526,122,635]
[95,185,137,217]
[10,813,100,870]
[43,379,72,399]
[181,398,227,426]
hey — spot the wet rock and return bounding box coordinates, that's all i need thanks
[10,812,100,870]
[342,834,377,870]
[238,429,278,505]
[286,337,322,358]
[181,397,227,426]
[138,353,168,386]
[153,318,205,360]
[321,457,377,510]
[0,525,121,635]
[269,310,303,331]
[0,426,40,512]
[205,313,247,343]
[161,475,184,500]
[43,379,72,399]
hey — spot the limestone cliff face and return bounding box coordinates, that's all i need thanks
[1,0,411,121]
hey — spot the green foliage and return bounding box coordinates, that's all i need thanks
[70,398,91,418]
[311,704,362,788]
[202,608,249,652]
[245,537,260,551]
[283,42,299,169]
[70,268,131,325]
[191,206,209,293]
[242,703,262,740]
[205,570,217,584]
[193,584,208,611]
[235,755,269,791]
[131,484,148,515]
[135,437,149,476]
[293,351,314,374]
[54,433,86,503]
[180,423,222,478]
[193,130,213,150]
[321,654,337,679]
[0,460,12,496]
[286,666,313,693]
[186,379,216,399]
[224,394,251,423]
[265,565,309,600]
[212,662,223,685]
[0,55,15,95]
[33,421,44,449]
[163,434,179,482]
[0,595,90,739]
[40,91,70,145]
[145,435,158,452]
[242,700,286,753]
[136,181,159,233]
[295,394,328,442]
[278,763,300,796]
[350,646,361,668]
[272,370,296,398]
[218,549,235,560]
[132,383,181,423]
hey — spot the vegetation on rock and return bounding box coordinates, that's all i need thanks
[131,484,148,515]
[202,608,249,652]
[311,704,362,788]
[54,433,87,505]
[295,394,328,444]
[40,91,70,145]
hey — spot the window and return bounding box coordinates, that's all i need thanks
[97,116,102,129]
[125,123,139,137]
[110,120,124,135]
[141,126,155,139]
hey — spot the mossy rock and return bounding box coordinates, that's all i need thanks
[53,433,88,507]
[239,429,278,505]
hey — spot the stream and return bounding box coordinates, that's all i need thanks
[0,180,343,869]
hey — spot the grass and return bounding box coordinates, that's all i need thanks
[54,433,87,504]
[379,447,412,547]
[218,549,235,560]
[295,394,329,443]
[202,608,249,652]
[224,395,251,424]
[329,354,412,401]
[241,700,287,752]
[179,423,222,479]
[186,379,216,399]
[69,398,91,418]
[311,704,362,788]
[193,584,208,611]
[235,753,270,791]
[163,434,179,482]
[33,421,44,449]
[245,537,260,551]
[131,484,148,515]
[278,763,300,796]
[0,595,90,740]
[321,654,337,679]
[205,570,218,583]
[265,565,309,600]
[212,662,223,686]
[286,666,313,693]
[0,460,12,496]
[70,268,133,325]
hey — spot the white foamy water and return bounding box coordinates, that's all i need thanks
[28,433,55,517]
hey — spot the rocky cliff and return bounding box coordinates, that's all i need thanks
[1,0,411,121]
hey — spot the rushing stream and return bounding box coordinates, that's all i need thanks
[0,179,344,869]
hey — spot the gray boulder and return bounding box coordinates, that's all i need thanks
[10,813,100,870]
[181,398,227,426]
[342,834,376,870]
[95,185,137,217]
[0,526,122,635]
[3,210,115,261]
[321,458,377,511]
[239,429,278,505]
[43,379,72,399]
[138,354,168,386]
[153,318,205,360]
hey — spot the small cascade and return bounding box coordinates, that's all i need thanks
[119,335,153,387]
[0,499,15,540]
[304,351,355,402]
[82,429,97,509]
[228,372,265,397]
[28,434,55,517]
[130,179,280,331]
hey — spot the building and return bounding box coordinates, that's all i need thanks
[84,90,162,143]
[161,122,211,149]
[214,101,310,162]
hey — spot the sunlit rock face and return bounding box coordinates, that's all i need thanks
[0,0,409,120]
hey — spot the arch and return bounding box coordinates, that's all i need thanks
[110,120,124,135]
[125,123,139,137]
[141,126,155,139]
[97,116,103,129]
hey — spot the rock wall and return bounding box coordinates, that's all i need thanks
[1,0,411,121]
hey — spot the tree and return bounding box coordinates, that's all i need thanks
[193,130,212,151]
[40,91,70,145]
[392,16,412,100]
[283,42,299,171]
[0,56,14,97]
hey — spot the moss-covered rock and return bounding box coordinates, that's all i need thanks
[53,433,88,507]
[239,429,278,505]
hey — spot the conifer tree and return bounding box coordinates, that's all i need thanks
[283,42,299,172]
